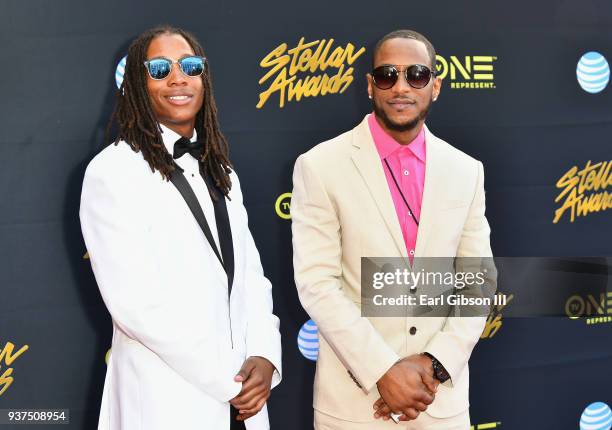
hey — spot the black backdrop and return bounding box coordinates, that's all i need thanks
[1,0,611,429]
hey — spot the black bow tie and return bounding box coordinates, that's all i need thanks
[173,136,204,160]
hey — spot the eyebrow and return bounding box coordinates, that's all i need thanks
[146,53,197,60]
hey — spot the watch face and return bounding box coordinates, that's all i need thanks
[434,363,450,382]
[426,355,450,382]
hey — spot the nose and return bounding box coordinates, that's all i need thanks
[167,62,187,86]
[391,67,412,94]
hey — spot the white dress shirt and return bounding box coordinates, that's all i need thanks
[160,124,222,253]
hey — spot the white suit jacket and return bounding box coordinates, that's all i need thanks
[80,126,282,430]
[291,115,493,422]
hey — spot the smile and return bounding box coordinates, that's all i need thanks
[165,95,193,105]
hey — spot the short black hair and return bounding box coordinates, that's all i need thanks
[372,29,437,70]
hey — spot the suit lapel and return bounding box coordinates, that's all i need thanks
[350,117,407,258]
[204,173,235,294]
[414,125,443,257]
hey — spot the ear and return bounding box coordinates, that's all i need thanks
[366,73,373,99]
[432,76,442,101]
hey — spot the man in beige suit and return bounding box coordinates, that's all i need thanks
[291,30,494,429]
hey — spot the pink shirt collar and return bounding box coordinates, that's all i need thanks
[367,113,426,162]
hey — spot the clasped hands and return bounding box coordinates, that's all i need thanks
[374,354,439,422]
[229,356,275,422]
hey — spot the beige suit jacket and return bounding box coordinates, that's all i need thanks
[291,115,493,422]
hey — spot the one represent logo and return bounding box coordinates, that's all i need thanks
[275,192,291,220]
[553,160,611,223]
[580,402,612,430]
[565,292,612,325]
[115,55,127,89]
[436,55,497,89]
[257,37,365,108]
[577,52,610,94]
[0,342,29,397]
[297,319,319,361]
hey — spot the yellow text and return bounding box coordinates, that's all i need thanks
[554,160,612,223]
[257,37,365,108]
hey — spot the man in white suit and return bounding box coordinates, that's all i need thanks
[80,26,282,430]
[291,30,494,429]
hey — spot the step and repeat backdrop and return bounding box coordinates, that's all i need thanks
[1,0,611,428]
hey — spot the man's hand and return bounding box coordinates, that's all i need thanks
[229,356,275,421]
[374,354,439,421]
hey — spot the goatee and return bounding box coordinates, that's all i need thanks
[372,97,433,132]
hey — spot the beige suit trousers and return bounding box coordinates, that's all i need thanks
[314,409,470,430]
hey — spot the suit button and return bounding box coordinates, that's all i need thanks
[409,326,417,335]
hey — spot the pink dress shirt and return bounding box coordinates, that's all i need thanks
[367,113,426,261]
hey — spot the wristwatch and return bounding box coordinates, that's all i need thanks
[422,352,450,383]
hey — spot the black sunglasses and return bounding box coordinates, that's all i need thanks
[371,64,435,90]
[143,55,207,80]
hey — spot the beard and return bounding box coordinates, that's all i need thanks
[372,96,433,132]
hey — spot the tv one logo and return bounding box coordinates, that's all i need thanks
[275,192,291,220]
[435,55,497,89]
[565,292,612,324]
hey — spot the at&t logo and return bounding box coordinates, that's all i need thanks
[297,319,318,361]
[580,402,611,430]
[577,52,609,94]
[115,55,127,89]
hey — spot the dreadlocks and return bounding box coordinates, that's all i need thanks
[107,25,233,197]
